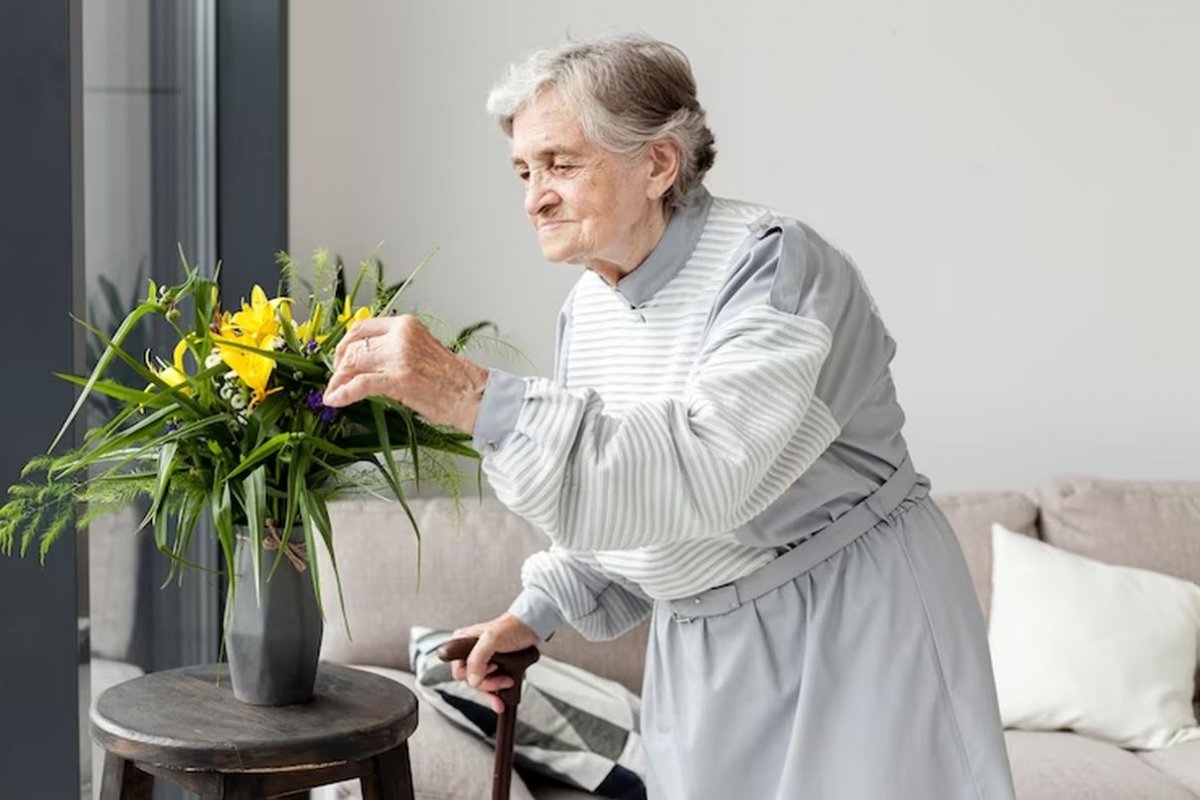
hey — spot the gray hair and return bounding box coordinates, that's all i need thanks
[486,34,717,208]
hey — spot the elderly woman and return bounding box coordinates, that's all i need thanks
[323,35,1015,800]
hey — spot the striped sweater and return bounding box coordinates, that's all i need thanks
[473,187,908,641]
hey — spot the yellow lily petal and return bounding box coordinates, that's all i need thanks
[144,347,190,392]
[172,339,190,373]
[337,298,373,331]
[229,284,288,346]
[215,333,277,407]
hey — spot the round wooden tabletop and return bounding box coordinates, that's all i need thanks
[91,663,418,772]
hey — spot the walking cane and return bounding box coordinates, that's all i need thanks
[438,637,540,800]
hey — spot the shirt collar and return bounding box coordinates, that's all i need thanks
[615,185,713,307]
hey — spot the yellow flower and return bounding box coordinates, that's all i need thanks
[216,333,279,407]
[228,285,288,347]
[337,297,372,330]
[215,305,282,407]
[146,339,192,392]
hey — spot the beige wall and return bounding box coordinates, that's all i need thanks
[290,1,1200,491]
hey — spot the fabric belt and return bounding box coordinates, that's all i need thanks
[665,456,923,622]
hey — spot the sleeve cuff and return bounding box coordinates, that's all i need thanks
[507,586,562,642]
[471,368,526,456]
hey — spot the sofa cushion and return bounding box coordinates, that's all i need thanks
[1038,476,1200,717]
[989,524,1200,749]
[1004,730,1196,800]
[318,495,648,694]
[1139,740,1200,796]
[309,665,538,800]
[931,491,1039,620]
[1038,477,1200,583]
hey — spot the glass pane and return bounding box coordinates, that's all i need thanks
[81,2,217,798]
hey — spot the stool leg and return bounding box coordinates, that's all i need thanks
[214,774,258,799]
[360,743,414,800]
[99,752,153,800]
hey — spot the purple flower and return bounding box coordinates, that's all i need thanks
[306,339,319,353]
[305,390,338,424]
[165,421,180,434]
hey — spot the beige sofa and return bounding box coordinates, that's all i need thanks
[315,477,1200,800]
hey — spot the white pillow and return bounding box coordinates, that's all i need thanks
[988,522,1200,750]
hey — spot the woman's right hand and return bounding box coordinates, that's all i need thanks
[449,612,540,713]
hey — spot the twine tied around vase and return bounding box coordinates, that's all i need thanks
[238,521,309,573]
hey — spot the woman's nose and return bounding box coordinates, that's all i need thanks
[524,174,558,218]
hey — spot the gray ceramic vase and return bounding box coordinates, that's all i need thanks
[226,534,323,705]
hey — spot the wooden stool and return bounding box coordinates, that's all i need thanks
[90,663,417,799]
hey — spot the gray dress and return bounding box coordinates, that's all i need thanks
[474,186,1016,799]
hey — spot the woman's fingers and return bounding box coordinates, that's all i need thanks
[322,371,392,407]
[447,619,526,713]
[450,660,500,681]
[465,632,498,689]
[333,317,396,368]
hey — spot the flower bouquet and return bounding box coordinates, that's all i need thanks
[0,249,488,703]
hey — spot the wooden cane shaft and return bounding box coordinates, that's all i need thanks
[493,706,518,800]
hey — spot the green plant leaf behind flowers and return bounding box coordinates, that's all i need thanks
[303,489,347,638]
[243,465,267,607]
[298,491,325,620]
[142,439,178,532]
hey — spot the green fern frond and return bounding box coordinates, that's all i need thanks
[38,511,73,564]
[275,250,305,297]
[20,455,56,478]
[447,320,497,354]
[80,473,157,508]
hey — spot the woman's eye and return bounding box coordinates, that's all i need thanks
[517,171,530,182]
[552,164,578,175]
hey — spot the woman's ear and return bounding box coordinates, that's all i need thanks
[645,140,681,201]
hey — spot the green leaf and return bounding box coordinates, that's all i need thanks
[52,373,173,409]
[243,466,267,607]
[64,413,230,481]
[348,244,382,309]
[377,247,438,317]
[271,444,308,581]
[50,301,165,451]
[370,399,404,499]
[154,505,175,587]
[54,404,178,478]
[226,432,294,482]
[247,393,290,448]
[298,492,325,620]
[306,490,348,638]
[140,439,178,531]
[384,399,421,489]
[172,489,210,585]
[214,336,324,376]
[70,314,205,417]
[211,478,235,596]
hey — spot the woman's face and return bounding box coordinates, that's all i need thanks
[510,89,658,272]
